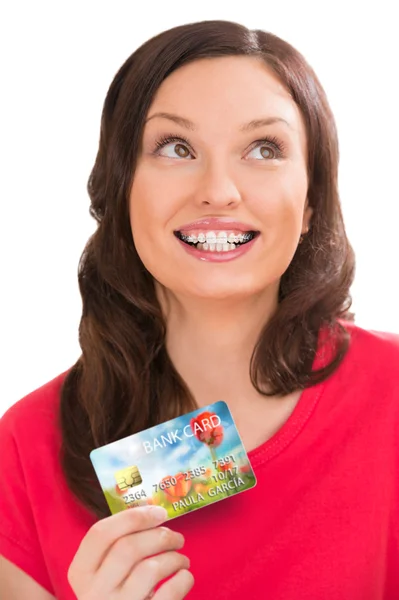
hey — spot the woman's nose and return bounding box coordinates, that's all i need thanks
[193,162,242,208]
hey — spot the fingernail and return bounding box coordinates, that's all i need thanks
[148,505,168,520]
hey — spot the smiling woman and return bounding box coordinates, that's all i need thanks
[1,18,399,600]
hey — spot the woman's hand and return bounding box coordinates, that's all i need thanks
[67,505,194,599]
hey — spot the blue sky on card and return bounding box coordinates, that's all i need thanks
[90,401,247,491]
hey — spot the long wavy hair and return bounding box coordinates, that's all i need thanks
[60,20,355,519]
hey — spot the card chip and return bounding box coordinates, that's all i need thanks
[115,466,143,490]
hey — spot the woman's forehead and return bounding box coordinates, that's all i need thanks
[150,56,293,113]
[144,57,307,156]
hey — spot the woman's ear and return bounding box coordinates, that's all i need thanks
[302,199,313,233]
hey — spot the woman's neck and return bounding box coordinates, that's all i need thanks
[158,283,280,408]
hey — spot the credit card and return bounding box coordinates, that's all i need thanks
[90,401,257,520]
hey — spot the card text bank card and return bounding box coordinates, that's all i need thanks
[90,401,257,520]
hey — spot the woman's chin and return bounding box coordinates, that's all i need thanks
[154,275,280,304]
[180,282,269,301]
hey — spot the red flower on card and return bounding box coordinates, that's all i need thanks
[190,411,224,448]
[162,473,192,499]
[239,464,251,474]
[219,462,232,472]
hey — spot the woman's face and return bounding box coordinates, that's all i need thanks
[129,56,312,300]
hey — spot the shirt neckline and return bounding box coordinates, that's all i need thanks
[246,379,326,468]
[246,321,346,468]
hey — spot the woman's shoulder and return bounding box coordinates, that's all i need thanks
[341,319,399,354]
[338,319,399,379]
[0,368,71,442]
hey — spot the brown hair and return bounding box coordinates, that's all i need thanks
[60,20,355,519]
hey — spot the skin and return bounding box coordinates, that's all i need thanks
[129,56,313,451]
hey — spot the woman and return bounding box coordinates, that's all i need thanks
[1,19,398,600]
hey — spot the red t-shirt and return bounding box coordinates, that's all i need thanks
[1,320,399,599]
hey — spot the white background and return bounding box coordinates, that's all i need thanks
[1,2,398,416]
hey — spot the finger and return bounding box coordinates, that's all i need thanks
[93,526,185,592]
[121,551,190,599]
[69,506,168,583]
[155,569,195,600]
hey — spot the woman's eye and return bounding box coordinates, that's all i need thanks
[246,143,279,160]
[155,139,193,159]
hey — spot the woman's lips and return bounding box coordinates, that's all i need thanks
[175,233,260,262]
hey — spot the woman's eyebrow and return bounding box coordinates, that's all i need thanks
[145,111,293,131]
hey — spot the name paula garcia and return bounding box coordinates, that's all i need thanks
[171,476,245,511]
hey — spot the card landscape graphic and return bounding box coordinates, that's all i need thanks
[90,401,257,520]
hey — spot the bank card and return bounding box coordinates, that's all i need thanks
[90,401,257,520]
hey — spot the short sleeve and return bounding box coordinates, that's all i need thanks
[0,406,54,595]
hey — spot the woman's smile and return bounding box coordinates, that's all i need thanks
[174,229,261,262]
[172,216,261,262]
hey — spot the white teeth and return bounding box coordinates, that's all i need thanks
[180,229,254,252]
[197,242,238,252]
[182,229,252,247]
[205,231,217,244]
